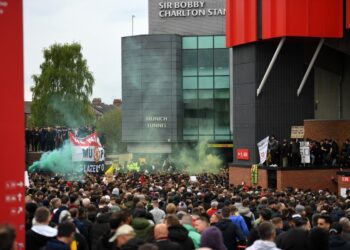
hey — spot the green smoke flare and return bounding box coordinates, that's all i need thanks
[172,140,223,175]
[29,141,82,177]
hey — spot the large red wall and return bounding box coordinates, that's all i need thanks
[262,0,343,39]
[226,0,257,47]
[227,0,344,47]
[347,0,350,29]
[0,0,25,248]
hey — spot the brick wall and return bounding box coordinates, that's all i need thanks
[229,166,268,188]
[230,166,341,193]
[304,120,350,146]
[277,168,339,193]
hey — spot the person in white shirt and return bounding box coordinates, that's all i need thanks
[150,198,166,224]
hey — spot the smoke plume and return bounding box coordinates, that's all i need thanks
[29,141,82,179]
[171,140,223,174]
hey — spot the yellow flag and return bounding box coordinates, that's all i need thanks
[105,164,115,175]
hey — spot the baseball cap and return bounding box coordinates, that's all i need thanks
[109,224,135,242]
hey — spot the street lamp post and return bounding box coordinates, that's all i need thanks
[132,15,135,35]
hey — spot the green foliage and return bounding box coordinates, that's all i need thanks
[96,107,126,154]
[30,43,94,127]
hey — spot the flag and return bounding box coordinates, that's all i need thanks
[257,136,269,164]
[105,164,115,175]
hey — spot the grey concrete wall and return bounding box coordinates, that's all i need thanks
[342,58,350,119]
[149,0,226,35]
[122,34,182,143]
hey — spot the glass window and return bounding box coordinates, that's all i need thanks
[215,89,229,99]
[183,90,197,99]
[214,49,229,75]
[183,77,197,89]
[198,99,214,135]
[215,135,231,140]
[198,36,213,49]
[183,37,197,49]
[183,135,199,140]
[214,36,226,48]
[214,99,230,135]
[199,135,214,140]
[198,77,213,89]
[183,50,197,76]
[199,90,213,99]
[215,76,229,89]
[198,49,213,75]
[184,99,198,135]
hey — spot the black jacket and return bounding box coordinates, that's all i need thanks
[168,225,195,250]
[46,239,70,250]
[329,235,350,250]
[215,219,245,250]
[26,229,55,250]
[155,239,182,250]
[90,213,111,250]
[96,231,117,250]
[276,228,309,250]
[121,238,145,250]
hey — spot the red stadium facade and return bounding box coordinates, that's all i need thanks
[226,0,350,192]
[0,0,25,248]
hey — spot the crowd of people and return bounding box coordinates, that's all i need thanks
[267,136,350,167]
[18,170,350,250]
[25,126,105,152]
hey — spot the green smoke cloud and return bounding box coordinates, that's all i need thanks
[171,140,223,175]
[29,141,82,178]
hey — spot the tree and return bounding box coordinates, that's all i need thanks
[96,107,126,154]
[30,43,94,127]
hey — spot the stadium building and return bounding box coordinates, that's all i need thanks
[122,0,350,189]
[122,0,233,162]
[226,0,350,192]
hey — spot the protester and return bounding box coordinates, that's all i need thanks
[215,207,246,250]
[153,223,181,250]
[46,222,76,250]
[246,222,281,250]
[26,207,57,250]
[24,169,350,250]
[0,225,17,250]
[150,199,166,225]
[200,226,227,250]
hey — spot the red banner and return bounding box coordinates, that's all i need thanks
[0,0,25,249]
[237,148,250,160]
[69,132,102,147]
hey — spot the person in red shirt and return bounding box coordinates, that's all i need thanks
[207,200,219,217]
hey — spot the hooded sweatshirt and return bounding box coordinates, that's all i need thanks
[131,217,154,242]
[329,235,350,250]
[215,219,246,250]
[168,224,195,250]
[246,240,281,250]
[26,224,57,250]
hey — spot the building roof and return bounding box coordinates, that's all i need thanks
[91,98,122,115]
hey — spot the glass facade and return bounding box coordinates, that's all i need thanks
[182,35,231,141]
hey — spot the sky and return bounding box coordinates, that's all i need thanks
[24,0,148,104]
